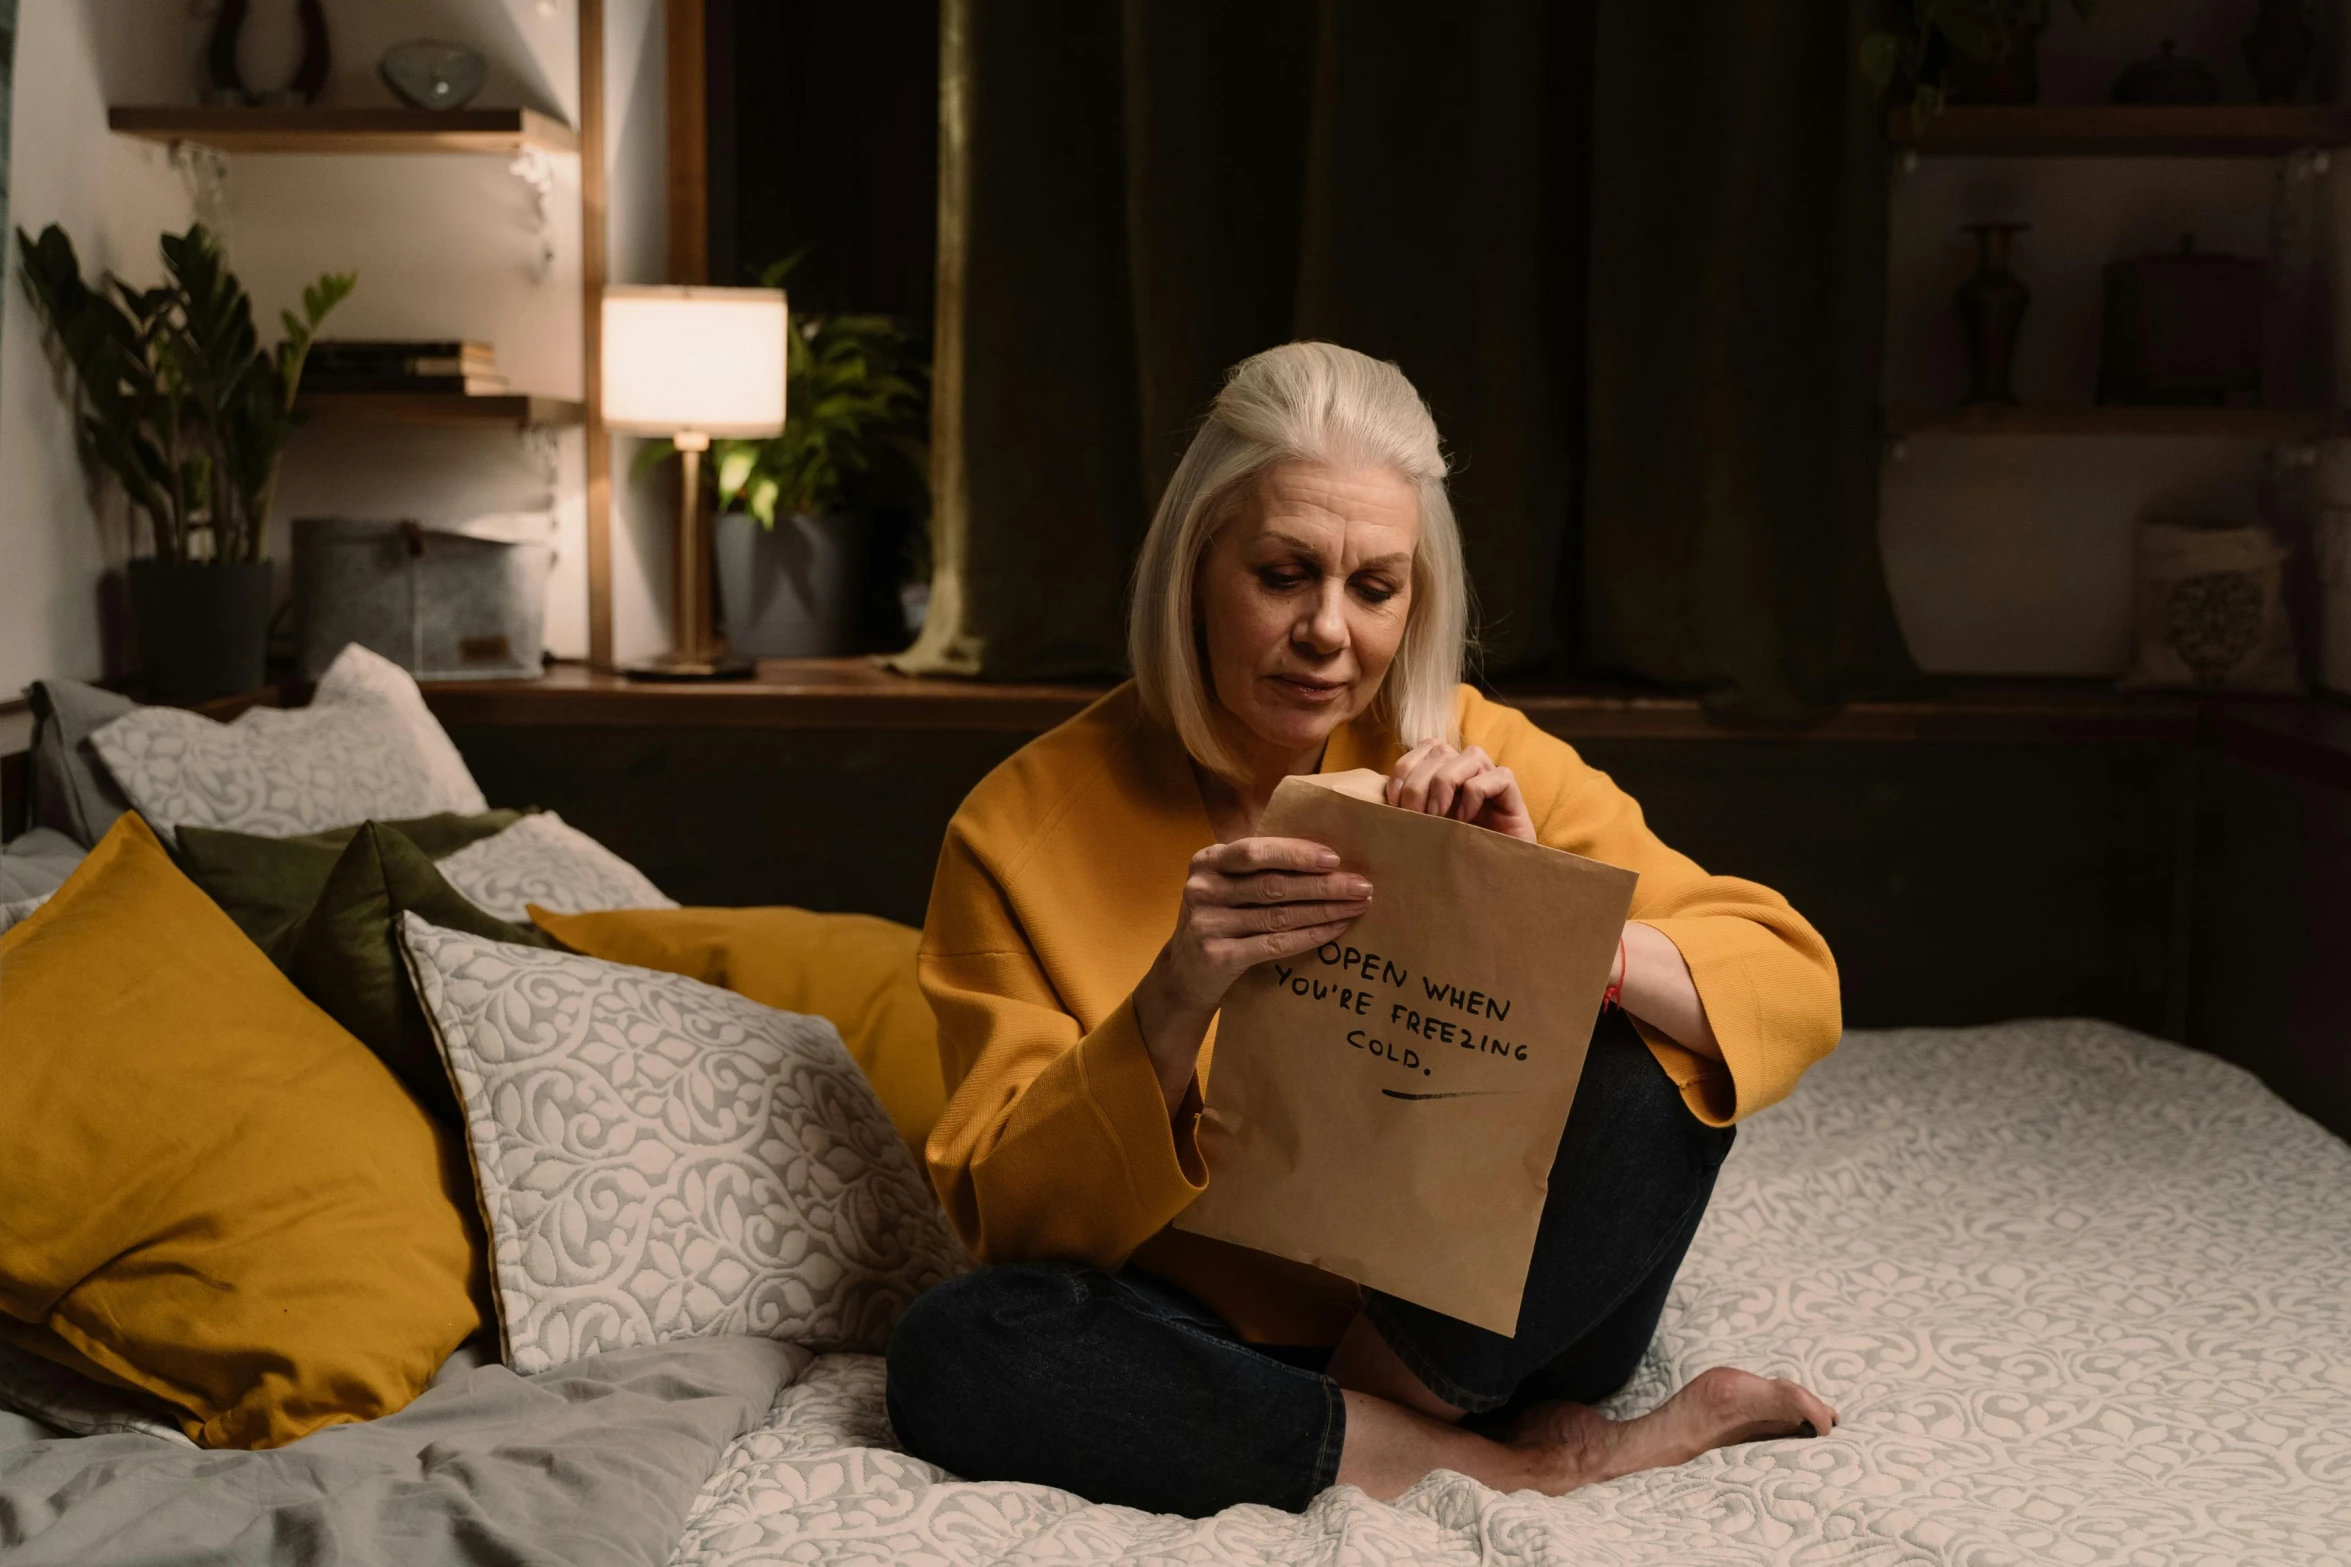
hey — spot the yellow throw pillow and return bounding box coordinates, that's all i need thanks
[0,814,481,1448]
[530,905,946,1150]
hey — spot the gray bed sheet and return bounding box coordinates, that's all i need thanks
[0,1334,804,1567]
[0,1412,59,1452]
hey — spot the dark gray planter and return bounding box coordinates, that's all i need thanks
[714,511,862,658]
[127,557,273,700]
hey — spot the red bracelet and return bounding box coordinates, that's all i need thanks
[1601,935,1626,1010]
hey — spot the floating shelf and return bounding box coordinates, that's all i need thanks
[109,106,578,156]
[298,392,585,429]
[1885,405,2351,439]
[1888,105,2351,157]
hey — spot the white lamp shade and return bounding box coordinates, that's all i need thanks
[601,285,788,438]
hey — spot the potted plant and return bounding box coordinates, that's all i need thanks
[643,258,929,657]
[16,222,353,699]
[1863,0,2097,118]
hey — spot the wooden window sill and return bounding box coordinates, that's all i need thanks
[414,659,2215,746]
[14,665,2345,827]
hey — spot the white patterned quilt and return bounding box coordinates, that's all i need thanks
[667,1021,2351,1566]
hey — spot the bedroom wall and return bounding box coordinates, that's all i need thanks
[0,0,194,694]
[441,714,2200,1044]
[603,0,674,668]
[236,0,591,666]
[1877,0,2349,676]
[2192,748,2351,1142]
[0,0,655,696]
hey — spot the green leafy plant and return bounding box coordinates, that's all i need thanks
[1862,0,2097,124]
[635,255,929,526]
[15,222,354,565]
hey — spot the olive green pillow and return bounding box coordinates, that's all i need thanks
[284,823,556,1128]
[176,810,526,962]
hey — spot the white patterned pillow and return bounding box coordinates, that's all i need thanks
[435,812,677,921]
[91,643,486,842]
[399,916,966,1375]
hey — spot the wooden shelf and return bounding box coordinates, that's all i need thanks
[1885,405,2351,439]
[108,106,578,156]
[297,391,585,428]
[1889,105,2351,157]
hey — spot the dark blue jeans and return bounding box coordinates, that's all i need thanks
[886,1009,1733,1516]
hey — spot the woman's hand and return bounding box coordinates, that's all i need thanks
[1132,837,1371,1114]
[1384,749,1720,1057]
[1386,741,1538,843]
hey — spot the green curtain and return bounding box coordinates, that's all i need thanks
[900,0,1916,719]
[1583,2,1918,717]
[892,0,1140,678]
[897,0,1581,681]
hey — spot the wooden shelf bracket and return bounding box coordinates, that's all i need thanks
[509,146,559,283]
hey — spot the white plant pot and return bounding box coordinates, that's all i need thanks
[714,511,862,658]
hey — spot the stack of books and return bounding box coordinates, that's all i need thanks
[303,340,507,397]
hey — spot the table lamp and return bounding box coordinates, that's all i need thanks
[602,285,789,680]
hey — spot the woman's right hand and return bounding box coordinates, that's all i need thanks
[1132,837,1371,1113]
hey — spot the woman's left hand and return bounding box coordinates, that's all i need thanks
[1387,743,1722,1058]
[1386,741,1538,843]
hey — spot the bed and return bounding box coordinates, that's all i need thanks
[5,1017,2346,1566]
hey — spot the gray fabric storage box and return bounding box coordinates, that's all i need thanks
[293,516,551,682]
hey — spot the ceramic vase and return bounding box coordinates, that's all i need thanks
[1956,224,2031,406]
[2244,0,2316,104]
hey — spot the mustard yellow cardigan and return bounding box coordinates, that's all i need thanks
[920,683,1840,1345]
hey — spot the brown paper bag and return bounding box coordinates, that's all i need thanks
[1173,770,1638,1335]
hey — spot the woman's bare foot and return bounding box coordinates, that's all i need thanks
[1333,1368,1834,1502]
[1504,1367,1837,1493]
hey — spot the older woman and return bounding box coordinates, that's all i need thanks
[887,342,1841,1517]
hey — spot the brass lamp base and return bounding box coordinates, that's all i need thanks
[618,429,754,683]
[622,651,755,682]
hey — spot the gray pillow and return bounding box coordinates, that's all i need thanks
[0,827,86,903]
[26,678,136,848]
[0,1339,193,1444]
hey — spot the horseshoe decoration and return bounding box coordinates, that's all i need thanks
[205,0,332,107]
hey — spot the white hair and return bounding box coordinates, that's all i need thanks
[1128,341,1470,780]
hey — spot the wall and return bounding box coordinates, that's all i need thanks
[439,713,2198,1042]
[604,0,672,666]
[0,0,193,693]
[1877,0,2349,676]
[238,0,589,664]
[2190,745,2351,1142]
[0,0,661,695]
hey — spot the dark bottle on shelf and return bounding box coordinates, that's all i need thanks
[1956,223,2031,406]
